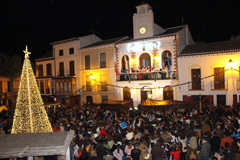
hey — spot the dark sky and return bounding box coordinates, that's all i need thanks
[0,0,240,60]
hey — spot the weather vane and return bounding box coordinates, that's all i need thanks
[23,45,31,59]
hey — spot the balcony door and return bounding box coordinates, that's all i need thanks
[139,53,151,69]
[214,67,224,89]
[59,62,64,76]
[191,69,201,90]
[86,75,91,91]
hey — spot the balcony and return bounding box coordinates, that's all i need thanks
[67,70,75,76]
[81,85,116,92]
[237,80,240,90]
[117,70,176,82]
[57,70,75,77]
[211,80,228,90]
[82,85,93,92]
[188,81,204,91]
[57,71,65,77]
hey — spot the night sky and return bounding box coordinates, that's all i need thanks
[0,0,240,60]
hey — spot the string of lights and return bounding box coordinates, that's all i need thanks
[90,68,236,90]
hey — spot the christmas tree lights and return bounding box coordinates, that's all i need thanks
[11,46,52,134]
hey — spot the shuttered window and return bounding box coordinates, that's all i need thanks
[100,52,106,68]
[69,61,75,75]
[38,65,43,76]
[85,55,90,70]
[46,63,52,76]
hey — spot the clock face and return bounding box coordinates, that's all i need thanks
[139,27,147,35]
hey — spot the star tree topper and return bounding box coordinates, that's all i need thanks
[23,45,31,59]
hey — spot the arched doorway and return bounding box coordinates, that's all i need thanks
[162,51,172,69]
[121,55,129,71]
[123,87,131,100]
[141,86,152,102]
[163,86,173,100]
[139,53,151,69]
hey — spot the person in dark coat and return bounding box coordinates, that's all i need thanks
[210,131,221,157]
[96,141,107,160]
[131,144,141,160]
[232,139,240,160]
[151,140,165,160]
[199,137,211,160]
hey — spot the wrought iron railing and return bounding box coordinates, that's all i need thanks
[211,80,228,90]
[188,81,204,90]
[117,70,176,81]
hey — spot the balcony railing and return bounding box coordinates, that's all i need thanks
[97,85,108,91]
[188,81,204,90]
[57,70,75,76]
[82,85,92,92]
[117,70,177,81]
[81,85,116,92]
[67,70,75,76]
[211,80,228,90]
[57,71,65,76]
[237,80,240,90]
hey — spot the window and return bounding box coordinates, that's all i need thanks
[162,51,172,70]
[46,64,52,76]
[56,82,59,95]
[69,48,74,54]
[214,67,225,89]
[69,61,75,75]
[0,81,2,93]
[68,81,72,95]
[100,74,107,91]
[60,82,63,95]
[59,49,63,56]
[121,55,129,71]
[100,52,106,68]
[40,80,44,94]
[102,96,108,102]
[64,82,67,95]
[45,80,50,94]
[59,62,64,76]
[191,69,201,90]
[38,65,43,77]
[7,81,10,92]
[85,55,90,70]
[139,53,151,69]
[86,75,91,91]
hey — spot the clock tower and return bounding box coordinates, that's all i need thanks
[133,2,165,39]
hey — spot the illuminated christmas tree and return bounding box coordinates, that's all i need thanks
[11,46,52,134]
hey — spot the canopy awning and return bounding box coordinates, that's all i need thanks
[138,98,210,111]
[0,131,74,159]
[100,99,133,110]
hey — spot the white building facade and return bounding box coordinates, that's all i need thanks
[114,2,195,107]
[178,40,240,106]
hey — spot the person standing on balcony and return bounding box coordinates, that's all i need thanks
[142,66,147,79]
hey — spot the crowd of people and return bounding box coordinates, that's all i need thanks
[1,103,240,160]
